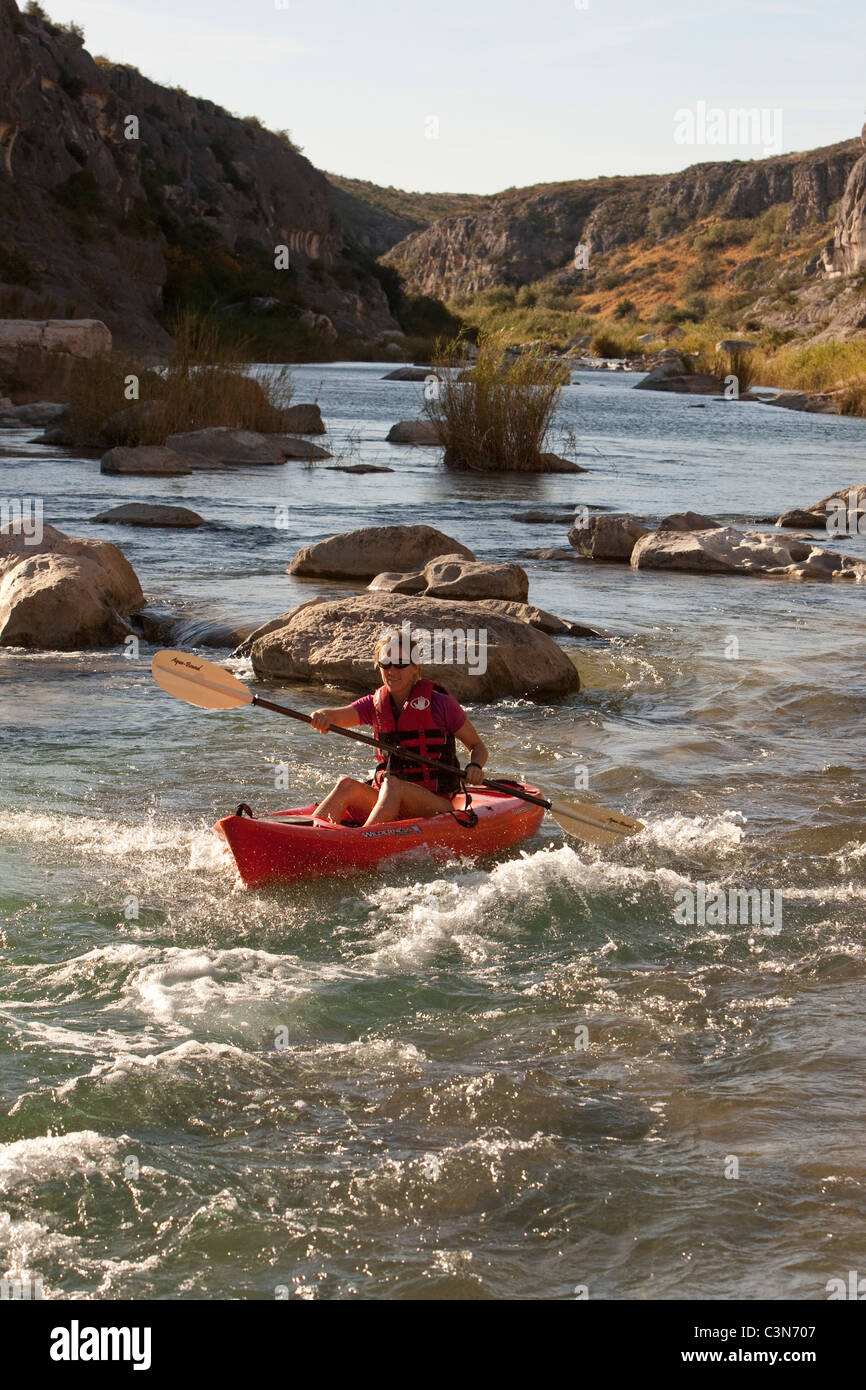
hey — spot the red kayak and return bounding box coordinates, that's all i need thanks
[214,784,545,887]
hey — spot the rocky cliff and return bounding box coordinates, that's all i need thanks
[380,140,866,340]
[0,0,399,350]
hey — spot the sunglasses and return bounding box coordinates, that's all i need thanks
[378,659,414,669]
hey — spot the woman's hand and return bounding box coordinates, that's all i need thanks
[310,709,332,733]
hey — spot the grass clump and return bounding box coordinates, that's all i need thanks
[423,332,565,472]
[67,311,294,446]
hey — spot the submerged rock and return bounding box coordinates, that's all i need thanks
[288,524,474,579]
[246,593,581,702]
[91,504,205,528]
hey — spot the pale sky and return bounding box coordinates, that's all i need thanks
[48,0,866,194]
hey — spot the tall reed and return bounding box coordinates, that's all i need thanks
[423,333,564,471]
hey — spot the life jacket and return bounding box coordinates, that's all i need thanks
[371,678,460,795]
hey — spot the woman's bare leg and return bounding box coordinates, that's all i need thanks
[315,776,378,824]
[363,775,453,827]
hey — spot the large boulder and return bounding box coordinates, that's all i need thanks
[386,420,441,444]
[281,404,326,435]
[383,367,434,381]
[1,523,143,648]
[568,514,651,561]
[288,525,474,579]
[164,428,286,468]
[369,554,529,603]
[246,594,581,702]
[715,339,757,354]
[0,319,111,402]
[631,525,866,581]
[101,445,191,476]
[91,504,205,528]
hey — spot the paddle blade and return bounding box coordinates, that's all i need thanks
[151,649,252,710]
[547,797,644,848]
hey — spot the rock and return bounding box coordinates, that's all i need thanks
[276,437,332,460]
[281,404,326,435]
[383,367,435,381]
[775,508,828,529]
[326,464,394,474]
[630,524,866,581]
[91,504,205,528]
[247,594,581,702]
[100,445,192,476]
[657,511,723,532]
[0,402,69,427]
[777,485,866,529]
[568,514,651,561]
[537,452,587,473]
[386,420,441,444]
[369,554,529,603]
[1,523,143,648]
[0,320,111,401]
[473,599,600,638]
[762,391,842,415]
[715,339,757,353]
[288,525,474,579]
[635,352,726,395]
[164,427,286,468]
[299,310,338,342]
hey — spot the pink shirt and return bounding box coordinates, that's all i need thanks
[352,689,467,734]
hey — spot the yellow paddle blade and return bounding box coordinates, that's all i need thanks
[547,797,644,848]
[151,649,252,710]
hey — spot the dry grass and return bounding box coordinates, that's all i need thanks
[423,332,565,471]
[67,311,294,446]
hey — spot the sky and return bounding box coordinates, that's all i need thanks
[47,0,866,195]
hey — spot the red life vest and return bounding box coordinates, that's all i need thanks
[371,679,460,795]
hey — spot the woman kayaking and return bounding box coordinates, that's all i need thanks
[311,631,489,827]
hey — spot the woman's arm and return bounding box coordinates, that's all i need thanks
[455,719,488,785]
[310,704,361,733]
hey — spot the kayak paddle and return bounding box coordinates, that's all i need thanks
[151,649,644,848]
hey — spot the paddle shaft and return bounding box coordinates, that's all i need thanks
[251,694,552,812]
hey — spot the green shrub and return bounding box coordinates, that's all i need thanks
[613,298,637,320]
[693,219,753,251]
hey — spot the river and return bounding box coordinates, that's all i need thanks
[1,362,865,1299]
